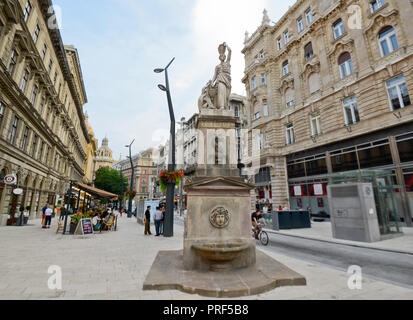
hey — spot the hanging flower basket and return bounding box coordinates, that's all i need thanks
[125,190,137,200]
[158,170,184,193]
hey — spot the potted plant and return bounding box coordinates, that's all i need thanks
[69,213,93,234]
[24,206,31,225]
[16,206,25,226]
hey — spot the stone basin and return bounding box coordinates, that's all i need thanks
[192,241,251,272]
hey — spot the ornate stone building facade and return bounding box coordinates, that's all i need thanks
[94,137,114,172]
[0,0,90,225]
[83,112,98,185]
[115,149,158,200]
[242,0,413,225]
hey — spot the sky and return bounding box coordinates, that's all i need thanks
[56,0,297,160]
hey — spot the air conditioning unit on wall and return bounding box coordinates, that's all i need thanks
[327,183,381,243]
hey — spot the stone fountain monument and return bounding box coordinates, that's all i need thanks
[143,43,306,297]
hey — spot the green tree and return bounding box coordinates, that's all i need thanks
[94,167,128,196]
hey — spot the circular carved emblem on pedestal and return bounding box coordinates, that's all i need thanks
[210,207,230,229]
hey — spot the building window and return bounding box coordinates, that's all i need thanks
[48,60,53,74]
[261,73,266,85]
[39,96,45,115]
[45,146,50,165]
[0,102,4,128]
[39,141,45,161]
[308,72,320,94]
[333,19,345,39]
[234,106,239,118]
[251,76,257,89]
[8,50,18,75]
[378,26,399,56]
[310,113,322,136]
[263,104,269,117]
[386,75,411,111]
[53,72,57,85]
[285,88,295,107]
[343,96,360,125]
[259,49,265,59]
[33,25,40,44]
[41,44,47,60]
[286,124,295,145]
[23,1,32,22]
[277,37,282,50]
[284,30,289,44]
[371,0,384,13]
[304,42,314,60]
[259,133,264,150]
[31,85,38,104]
[254,104,260,120]
[282,60,290,76]
[305,8,313,25]
[20,69,29,93]
[338,52,354,78]
[21,126,29,151]
[31,134,38,158]
[9,116,19,144]
[297,17,304,33]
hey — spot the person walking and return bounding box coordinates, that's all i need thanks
[144,206,152,235]
[44,204,53,229]
[154,207,163,237]
[41,203,48,229]
[160,206,166,235]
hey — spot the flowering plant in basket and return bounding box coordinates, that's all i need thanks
[158,170,184,192]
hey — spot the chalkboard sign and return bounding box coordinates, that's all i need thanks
[75,219,94,235]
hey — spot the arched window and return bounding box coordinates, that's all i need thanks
[285,88,295,107]
[378,26,399,56]
[338,52,354,78]
[308,73,320,94]
[282,60,290,76]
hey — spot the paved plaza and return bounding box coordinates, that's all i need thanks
[0,215,413,300]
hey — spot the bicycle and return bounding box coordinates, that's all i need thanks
[252,223,269,246]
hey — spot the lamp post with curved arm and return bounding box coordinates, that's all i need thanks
[125,139,135,218]
[154,57,176,237]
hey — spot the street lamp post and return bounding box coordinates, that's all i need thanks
[125,139,135,218]
[178,117,186,217]
[155,57,176,238]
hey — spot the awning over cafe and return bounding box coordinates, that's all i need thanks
[73,182,119,201]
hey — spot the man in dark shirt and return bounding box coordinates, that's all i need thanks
[144,206,152,235]
[251,209,266,239]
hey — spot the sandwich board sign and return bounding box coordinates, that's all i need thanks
[74,218,94,235]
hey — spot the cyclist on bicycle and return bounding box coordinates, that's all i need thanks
[251,209,267,239]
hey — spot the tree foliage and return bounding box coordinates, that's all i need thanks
[94,167,128,196]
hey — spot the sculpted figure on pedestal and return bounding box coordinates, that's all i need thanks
[198,42,232,111]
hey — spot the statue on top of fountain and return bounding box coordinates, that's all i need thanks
[198,42,232,111]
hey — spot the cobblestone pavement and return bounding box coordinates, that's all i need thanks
[0,215,412,300]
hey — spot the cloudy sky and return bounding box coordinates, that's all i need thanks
[56,0,296,160]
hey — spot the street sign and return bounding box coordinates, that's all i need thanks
[4,174,17,185]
